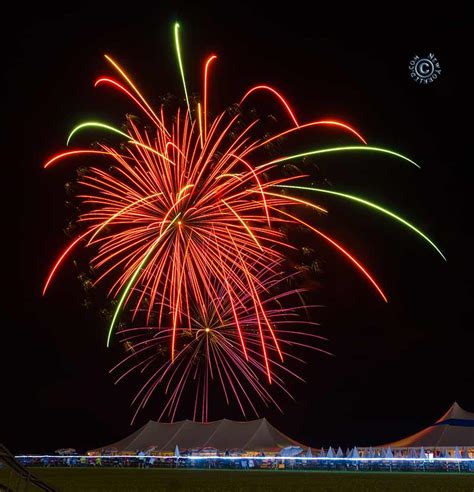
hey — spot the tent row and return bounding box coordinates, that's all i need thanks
[89,402,474,458]
[130,445,472,459]
[310,446,471,459]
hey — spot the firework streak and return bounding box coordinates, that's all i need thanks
[43,22,445,420]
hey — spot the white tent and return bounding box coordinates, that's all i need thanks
[280,446,303,457]
[383,402,474,449]
[419,446,426,459]
[91,418,306,454]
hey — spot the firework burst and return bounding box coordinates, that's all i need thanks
[43,22,445,419]
[112,264,326,423]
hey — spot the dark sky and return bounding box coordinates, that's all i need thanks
[2,2,471,454]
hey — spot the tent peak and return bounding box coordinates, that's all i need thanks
[440,401,474,421]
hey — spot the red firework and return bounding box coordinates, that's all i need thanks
[112,263,328,423]
[42,23,444,419]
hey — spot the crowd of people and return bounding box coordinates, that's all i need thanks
[15,454,474,473]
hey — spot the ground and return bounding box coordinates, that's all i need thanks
[1,468,474,491]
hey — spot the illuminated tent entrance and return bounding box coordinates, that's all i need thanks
[90,418,306,455]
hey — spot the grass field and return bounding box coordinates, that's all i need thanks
[1,468,474,491]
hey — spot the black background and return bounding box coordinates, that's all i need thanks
[2,2,471,453]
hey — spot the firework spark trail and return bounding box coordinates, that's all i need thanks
[260,146,421,169]
[203,55,217,139]
[275,185,446,260]
[174,22,191,116]
[103,55,168,133]
[106,214,181,347]
[241,85,300,126]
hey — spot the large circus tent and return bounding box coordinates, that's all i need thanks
[382,402,474,450]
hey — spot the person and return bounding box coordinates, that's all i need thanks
[138,450,145,468]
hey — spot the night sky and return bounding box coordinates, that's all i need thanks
[2,3,471,454]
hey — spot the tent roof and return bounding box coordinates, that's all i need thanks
[383,402,474,448]
[92,418,306,453]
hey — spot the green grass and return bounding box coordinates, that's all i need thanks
[1,468,474,491]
